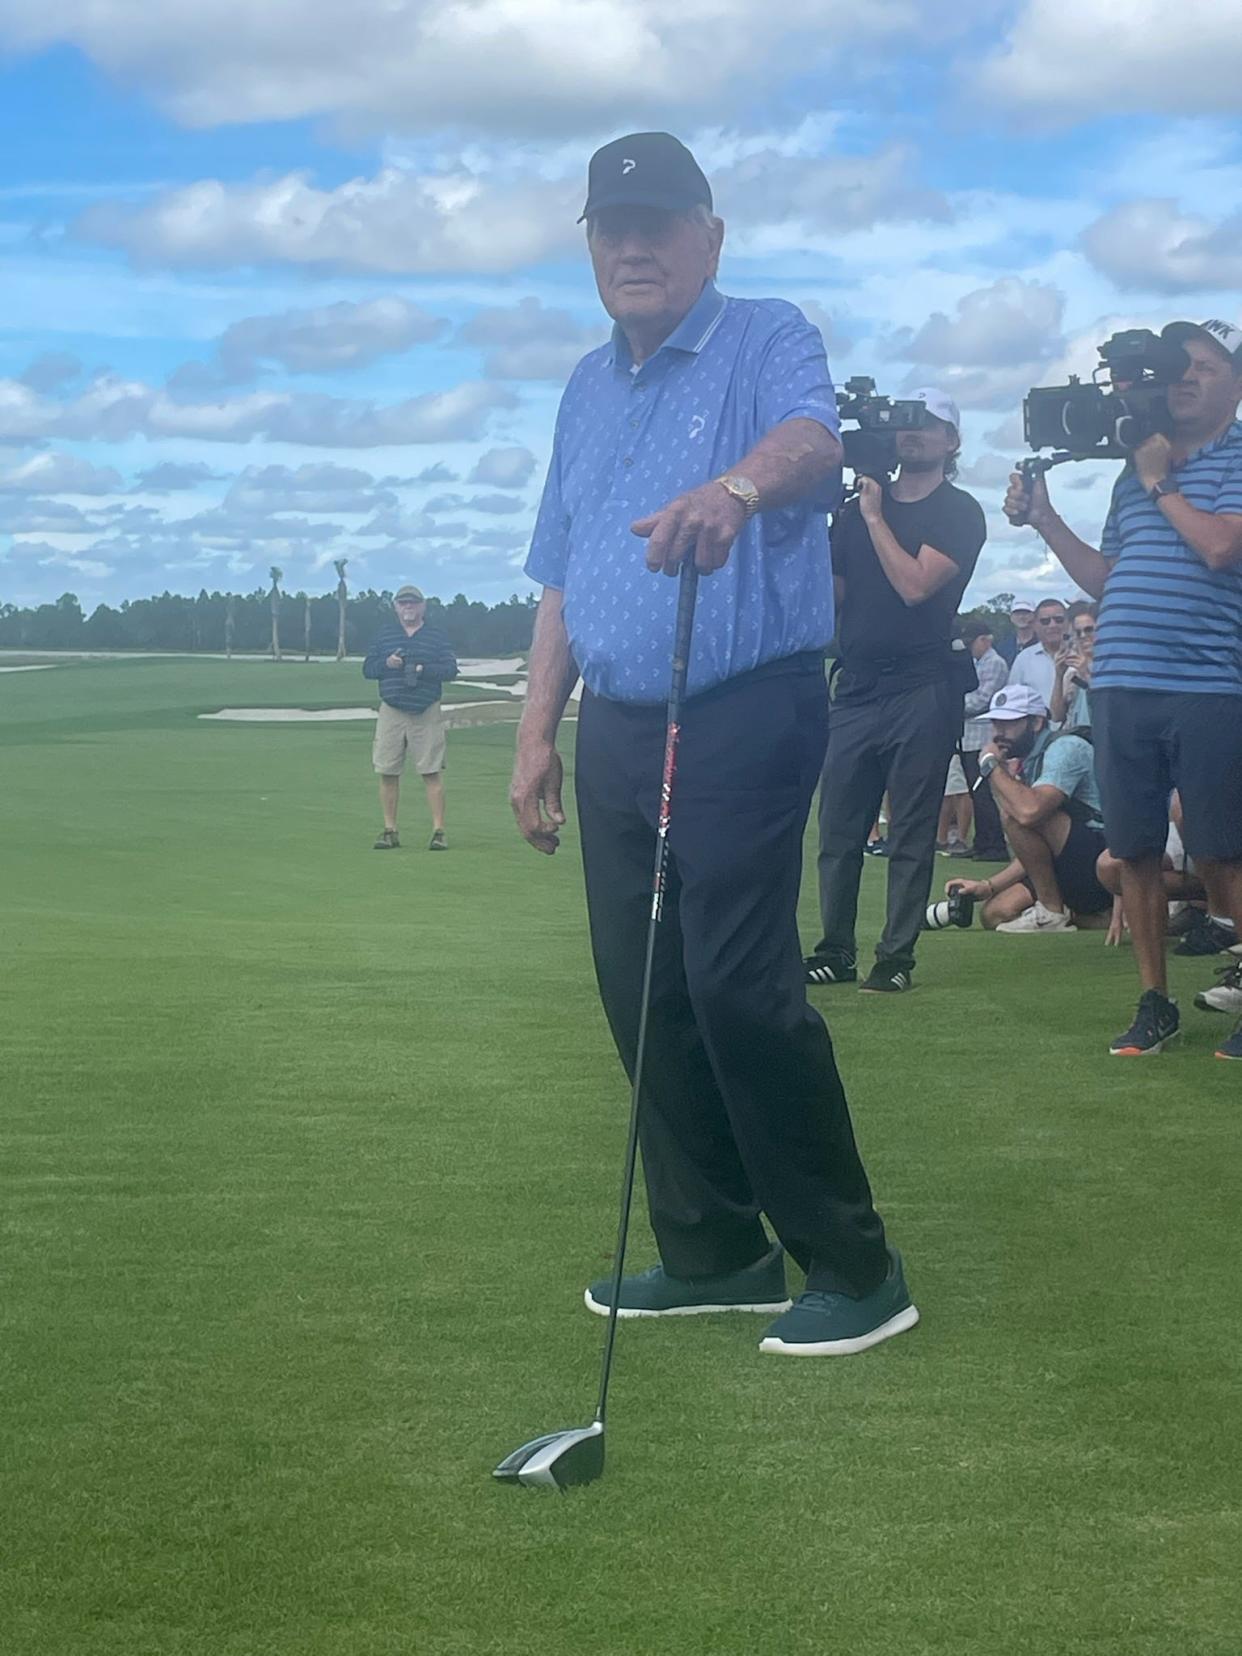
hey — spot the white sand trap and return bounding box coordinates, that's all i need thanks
[0,663,58,673]
[199,700,520,723]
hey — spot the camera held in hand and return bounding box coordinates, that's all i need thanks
[1021,328,1191,467]
[837,376,933,482]
[926,889,976,931]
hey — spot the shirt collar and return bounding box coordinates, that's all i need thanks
[610,282,727,370]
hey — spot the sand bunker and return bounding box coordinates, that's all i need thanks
[0,663,58,673]
[199,701,518,723]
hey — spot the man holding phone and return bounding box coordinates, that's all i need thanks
[363,585,458,851]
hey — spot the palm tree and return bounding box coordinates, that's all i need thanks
[333,558,348,660]
[269,566,283,661]
[225,592,236,659]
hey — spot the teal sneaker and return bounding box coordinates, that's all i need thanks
[585,1245,791,1319]
[759,1249,919,1356]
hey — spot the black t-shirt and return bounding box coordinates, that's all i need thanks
[832,481,986,667]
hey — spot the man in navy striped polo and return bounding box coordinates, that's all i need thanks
[509,132,917,1357]
[1005,320,1242,1058]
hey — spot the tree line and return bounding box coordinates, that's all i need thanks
[0,565,539,658]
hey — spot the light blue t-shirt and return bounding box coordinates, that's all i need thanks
[1025,729,1103,829]
[524,282,841,704]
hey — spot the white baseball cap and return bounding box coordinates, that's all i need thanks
[1009,598,1036,615]
[1163,319,1242,368]
[987,684,1048,721]
[909,387,961,433]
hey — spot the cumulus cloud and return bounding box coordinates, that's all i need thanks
[1081,198,1242,294]
[19,352,83,393]
[0,372,515,448]
[425,491,525,515]
[216,296,447,378]
[889,278,1066,410]
[76,166,580,276]
[357,508,470,541]
[466,446,537,489]
[0,496,97,533]
[0,450,123,495]
[132,460,222,493]
[0,1,914,137]
[979,0,1242,119]
[458,297,603,381]
[716,146,951,237]
[223,462,397,516]
[411,461,458,484]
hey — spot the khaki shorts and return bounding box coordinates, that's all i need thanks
[372,700,447,776]
[944,752,968,796]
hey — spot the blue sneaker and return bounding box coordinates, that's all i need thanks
[585,1245,791,1319]
[759,1249,919,1356]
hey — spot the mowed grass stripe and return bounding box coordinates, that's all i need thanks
[1,658,1237,1655]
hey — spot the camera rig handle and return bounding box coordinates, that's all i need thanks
[1009,452,1073,526]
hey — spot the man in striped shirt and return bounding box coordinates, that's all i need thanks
[1005,319,1242,1059]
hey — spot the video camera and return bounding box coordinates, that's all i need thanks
[837,376,933,481]
[1020,328,1191,486]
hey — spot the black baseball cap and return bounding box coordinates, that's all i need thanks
[1163,319,1242,368]
[579,132,712,223]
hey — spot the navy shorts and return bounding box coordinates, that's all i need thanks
[1020,818,1111,914]
[1093,688,1242,862]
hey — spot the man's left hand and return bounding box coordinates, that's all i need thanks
[857,476,884,526]
[1134,433,1174,493]
[632,482,748,576]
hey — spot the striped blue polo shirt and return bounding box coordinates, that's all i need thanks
[525,281,841,704]
[1094,421,1242,696]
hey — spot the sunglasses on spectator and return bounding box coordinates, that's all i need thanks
[1037,614,1067,624]
[1074,623,1096,636]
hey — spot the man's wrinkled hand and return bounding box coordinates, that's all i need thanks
[631,481,748,576]
[1134,433,1174,493]
[510,737,566,855]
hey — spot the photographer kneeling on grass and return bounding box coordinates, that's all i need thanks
[944,684,1111,934]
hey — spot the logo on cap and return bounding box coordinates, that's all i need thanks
[994,691,1008,706]
[621,158,636,174]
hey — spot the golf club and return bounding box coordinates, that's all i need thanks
[494,559,700,1491]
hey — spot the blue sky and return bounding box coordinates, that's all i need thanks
[1,1,1241,612]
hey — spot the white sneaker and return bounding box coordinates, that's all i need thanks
[1194,961,1242,1015]
[996,902,1078,934]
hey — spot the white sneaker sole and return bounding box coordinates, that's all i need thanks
[1109,1027,1181,1057]
[584,1290,792,1319]
[758,1303,920,1356]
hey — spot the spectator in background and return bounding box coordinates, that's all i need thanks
[1051,602,1096,729]
[363,585,458,851]
[936,753,973,857]
[1006,597,1067,710]
[997,599,1037,667]
[945,684,1111,933]
[959,617,1009,860]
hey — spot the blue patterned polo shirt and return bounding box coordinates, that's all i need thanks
[524,281,841,704]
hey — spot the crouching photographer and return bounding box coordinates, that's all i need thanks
[806,388,986,993]
[938,685,1111,934]
[1005,319,1242,1058]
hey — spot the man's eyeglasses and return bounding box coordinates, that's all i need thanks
[1036,614,1067,625]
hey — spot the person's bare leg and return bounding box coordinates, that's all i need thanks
[379,774,400,832]
[1004,813,1071,912]
[980,886,1032,929]
[1196,857,1242,934]
[1119,854,1169,994]
[422,772,445,832]
[937,797,953,843]
[953,794,973,844]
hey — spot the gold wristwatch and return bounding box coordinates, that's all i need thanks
[716,474,761,517]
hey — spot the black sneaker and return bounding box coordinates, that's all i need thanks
[863,839,889,858]
[860,961,914,994]
[428,829,447,851]
[1214,1022,1242,1061]
[1109,989,1180,1056]
[1173,915,1236,957]
[373,828,400,850]
[804,951,857,986]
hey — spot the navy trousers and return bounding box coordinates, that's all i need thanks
[574,660,889,1298]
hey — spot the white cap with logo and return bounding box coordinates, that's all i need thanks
[987,684,1049,721]
[909,387,961,433]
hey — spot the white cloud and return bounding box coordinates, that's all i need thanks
[979,0,1242,119]
[215,297,448,377]
[1081,198,1242,294]
[717,146,950,240]
[467,446,537,488]
[0,450,123,495]
[223,462,397,515]
[458,298,603,381]
[132,461,222,492]
[887,277,1066,410]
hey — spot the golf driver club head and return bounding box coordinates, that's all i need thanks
[492,1421,605,1490]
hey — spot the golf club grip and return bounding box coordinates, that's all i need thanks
[668,561,699,717]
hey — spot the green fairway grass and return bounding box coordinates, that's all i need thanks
[2,657,1238,1655]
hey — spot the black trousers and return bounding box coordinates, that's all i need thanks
[961,748,1008,860]
[815,679,959,970]
[575,663,888,1298]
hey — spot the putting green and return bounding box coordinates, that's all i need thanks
[1,657,1237,1655]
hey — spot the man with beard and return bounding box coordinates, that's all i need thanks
[806,390,986,993]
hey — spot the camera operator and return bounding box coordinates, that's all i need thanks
[1005,319,1242,1058]
[807,389,986,993]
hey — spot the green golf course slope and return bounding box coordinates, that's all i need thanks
[2,657,1237,1656]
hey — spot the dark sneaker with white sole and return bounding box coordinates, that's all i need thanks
[585,1244,791,1319]
[1110,989,1180,1056]
[1215,1022,1242,1060]
[1173,915,1236,957]
[860,961,913,993]
[373,828,400,850]
[428,829,447,851]
[759,1249,918,1357]
[804,950,857,986]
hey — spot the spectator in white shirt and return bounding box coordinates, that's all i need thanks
[1007,597,1067,710]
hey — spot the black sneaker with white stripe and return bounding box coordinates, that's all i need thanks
[804,950,857,986]
[860,961,914,993]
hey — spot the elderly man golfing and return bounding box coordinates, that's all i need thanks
[509,132,916,1384]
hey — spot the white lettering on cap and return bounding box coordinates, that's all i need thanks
[621,158,636,174]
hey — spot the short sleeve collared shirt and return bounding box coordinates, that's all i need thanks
[525,282,841,704]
